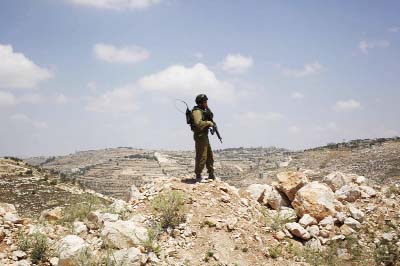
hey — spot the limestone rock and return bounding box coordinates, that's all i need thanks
[264,187,290,210]
[278,207,297,223]
[87,211,119,224]
[112,247,142,266]
[73,221,87,234]
[343,217,361,230]
[246,184,270,202]
[355,176,367,185]
[299,214,317,227]
[359,186,377,198]
[306,238,322,252]
[307,225,320,238]
[276,171,308,201]
[292,182,342,222]
[340,224,356,236]
[322,172,353,191]
[335,185,361,202]
[285,222,311,240]
[58,235,89,266]
[41,207,64,224]
[109,200,129,214]
[129,185,145,202]
[101,220,148,249]
[0,203,17,215]
[348,205,364,221]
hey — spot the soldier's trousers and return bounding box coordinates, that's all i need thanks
[194,136,214,176]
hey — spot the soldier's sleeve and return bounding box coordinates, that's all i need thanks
[193,110,213,130]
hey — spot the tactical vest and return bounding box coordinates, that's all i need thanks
[190,106,212,131]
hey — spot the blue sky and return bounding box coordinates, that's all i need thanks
[0,0,399,157]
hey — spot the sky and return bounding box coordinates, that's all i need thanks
[0,0,399,157]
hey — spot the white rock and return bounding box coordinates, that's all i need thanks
[14,260,30,266]
[58,235,89,266]
[335,185,361,202]
[12,250,26,260]
[344,217,361,230]
[0,203,17,215]
[4,213,21,224]
[319,216,334,227]
[246,184,270,202]
[349,205,364,221]
[129,185,145,202]
[359,186,377,198]
[335,212,347,223]
[73,221,87,234]
[40,207,63,223]
[101,220,148,249]
[276,171,308,201]
[278,207,297,223]
[263,186,290,210]
[110,200,129,214]
[286,222,311,240]
[306,238,322,251]
[88,211,119,224]
[299,214,317,227]
[307,225,320,238]
[322,172,353,191]
[49,257,59,266]
[112,247,142,266]
[355,176,367,185]
[292,182,343,221]
[382,232,396,242]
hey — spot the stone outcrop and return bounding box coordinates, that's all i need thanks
[292,182,342,221]
[276,171,308,201]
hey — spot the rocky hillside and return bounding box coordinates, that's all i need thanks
[1,158,400,265]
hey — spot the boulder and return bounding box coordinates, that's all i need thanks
[0,203,17,216]
[129,185,145,202]
[58,235,89,266]
[299,214,317,227]
[278,207,297,223]
[355,176,367,185]
[322,172,353,191]
[88,211,119,224]
[359,186,377,198]
[343,217,361,230]
[348,205,364,221]
[307,225,320,238]
[285,223,311,240]
[262,186,290,210]
[276,171,308,201]
[335,185,361,202]
[101,220,148,249]
[246,184,270,202]
[41,207,64,224]
[111,247,142,266]
[109,200,129,214]
[73,221,87,234]
[292,182,342,222]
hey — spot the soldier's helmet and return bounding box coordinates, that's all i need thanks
[195,94,208,104]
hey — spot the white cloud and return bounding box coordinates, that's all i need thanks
[55,93,68,104]
[86,85,138,114]
[334,99,361,111]
[194,52,204,60]
[291,91,304,99]
[10,113,48,129]
[17,93,44,104]
[138,63,236,103]
[221,54,253,74]
[0,91,16,107]
[280,61,324,77]
[359,40,390,54]
[0,44,52,89]
[94,43,149,64]
[388,27,400,33]
[68,0,161,10]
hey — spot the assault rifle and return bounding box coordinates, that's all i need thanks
[204,108,223,143]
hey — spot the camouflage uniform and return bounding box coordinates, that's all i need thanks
[192,106,214,178]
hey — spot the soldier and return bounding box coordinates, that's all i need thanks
[191,94,215,181]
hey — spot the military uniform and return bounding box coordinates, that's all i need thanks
[192,106,214,178]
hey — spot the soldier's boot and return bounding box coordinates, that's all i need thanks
[208,173,215,180]
[195,173,202,182]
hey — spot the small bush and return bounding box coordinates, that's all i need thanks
[60,194,103,225]
[17,230,31,251]
[374,239,399,266]
[151,190,186,229]
[30,232,48,263]
[261,207,294,232]
[268,244,283,259]
[141,224,162,254]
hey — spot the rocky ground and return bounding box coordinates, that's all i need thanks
[0,138,399,265]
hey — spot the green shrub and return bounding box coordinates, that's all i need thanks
[374,239,399,266]
[17,230,30,251]
[150,190,186,229]
[60,194,103,225]
[141,224,162,254]
[30,232,48,263]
